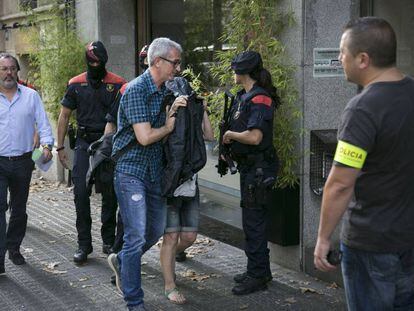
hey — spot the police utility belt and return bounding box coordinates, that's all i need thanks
[232,150,275,167]
[76,126,104,144]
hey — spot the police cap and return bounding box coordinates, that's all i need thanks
[231,51,263,75]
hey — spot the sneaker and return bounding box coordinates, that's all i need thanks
[108,253,121,293]
[175,251,187,262]
[232,276,268,295]
[234,272,272,284]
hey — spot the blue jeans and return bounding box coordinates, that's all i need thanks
[114,171,166,307]
[341,243,414,311]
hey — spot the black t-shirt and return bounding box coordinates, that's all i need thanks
[337,76,414,252]
[62,72,126,131]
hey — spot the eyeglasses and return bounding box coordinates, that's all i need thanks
[159,56,181,68]
[0,66,18,73]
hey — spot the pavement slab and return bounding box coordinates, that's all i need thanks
[0,178,346,311]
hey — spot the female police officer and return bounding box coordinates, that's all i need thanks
[223,51,279,295]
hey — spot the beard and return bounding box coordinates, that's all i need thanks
[1,76,17,90]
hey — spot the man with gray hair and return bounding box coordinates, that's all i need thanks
[0,53,53,274]
[107,37,186,311]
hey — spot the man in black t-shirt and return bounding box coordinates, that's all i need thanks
[314,17,414,310]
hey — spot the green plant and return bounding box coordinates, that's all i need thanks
[22,1,85,122]
[187,0,301,188]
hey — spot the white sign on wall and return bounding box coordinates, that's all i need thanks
[313,48,344,78]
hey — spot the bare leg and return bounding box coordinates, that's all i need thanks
[160,232,186,304]
[176,232,197,254]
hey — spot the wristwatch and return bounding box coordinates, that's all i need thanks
[42,144,53,151]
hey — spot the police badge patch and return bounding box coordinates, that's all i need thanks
[106,84,114,92]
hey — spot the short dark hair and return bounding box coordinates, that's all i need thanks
[344,17,396,68]
[0,53,20,70]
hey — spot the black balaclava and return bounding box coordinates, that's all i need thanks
[85,41,108,88]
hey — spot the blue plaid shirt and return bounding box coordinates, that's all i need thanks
[112,70,167,182]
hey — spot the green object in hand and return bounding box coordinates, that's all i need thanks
[32,148,42,161]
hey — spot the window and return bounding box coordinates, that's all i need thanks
[361,0,414,75]
[150,0,232,86]
[149,0,240,197]
[20,0,37,9]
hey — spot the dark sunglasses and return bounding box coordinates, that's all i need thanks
[159,56,181,67]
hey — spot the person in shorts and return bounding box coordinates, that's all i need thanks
[160,100,213,304]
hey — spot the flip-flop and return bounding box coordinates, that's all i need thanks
[165,287,186,304]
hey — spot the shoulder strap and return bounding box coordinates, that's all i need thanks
[243,87,270,103]
[111,139,138,162]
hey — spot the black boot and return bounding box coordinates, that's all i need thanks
[9,249,25,265]
[175,251,187,262]
[232,276,268,295]
[234,272,272,284]
[73,247,92,264]
[102,244,112,255]
[110,274,116,285]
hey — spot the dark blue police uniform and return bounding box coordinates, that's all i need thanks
[62,71,126,256]
[229,84,278,293]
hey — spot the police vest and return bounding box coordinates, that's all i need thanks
[229,85,275,157]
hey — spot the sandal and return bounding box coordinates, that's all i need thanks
[165,287,186,304]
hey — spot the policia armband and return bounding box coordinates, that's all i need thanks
[334,140,367,169]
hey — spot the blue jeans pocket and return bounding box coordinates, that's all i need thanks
[368,253,398,281]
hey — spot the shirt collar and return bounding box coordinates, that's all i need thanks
[144,70,166,96]
[0,83,21,99]
[16,83,23,93]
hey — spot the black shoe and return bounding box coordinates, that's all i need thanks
[234,272,248,283]
[175,251,187,262]
[128,304,147,311]
[232,276,268,295]
[234,272,272,284]
[73,248,92,264]
[8,250,25,265]
[102,244,112,255]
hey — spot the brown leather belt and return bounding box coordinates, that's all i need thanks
[0,151,32,161]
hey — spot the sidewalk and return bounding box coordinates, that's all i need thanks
[0,177,346,311]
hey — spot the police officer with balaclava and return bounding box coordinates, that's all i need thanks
[57,41,126,264]
[222,51,279,295]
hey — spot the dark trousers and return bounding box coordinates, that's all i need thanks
[242,206,271,278]
[240,168,271,279]
[0,157,33,261]
[72,139,118,250]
